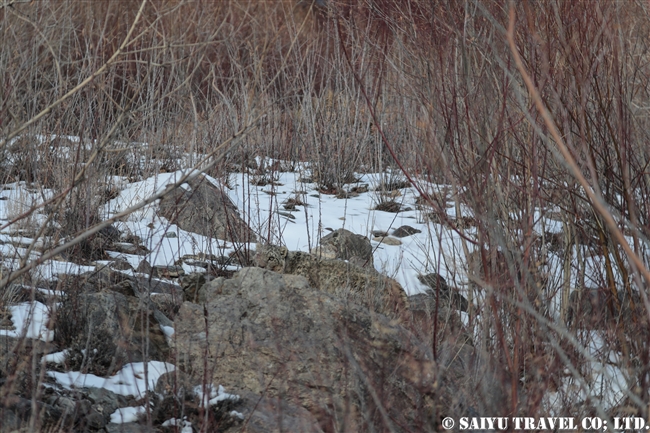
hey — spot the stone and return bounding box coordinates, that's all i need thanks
[99,224,122,242]
[158,175,256,243]
[111,242,149,256]
[179,272,207,303]
[136,260,153,275]
[417,273,468,312]
[391,225,422,238]
[172,267,435,432]
[319,228,374,267]
[54,290,169,375]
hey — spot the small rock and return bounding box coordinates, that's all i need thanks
[392,225,422,238]
[320,228,374,267]
[153,265,185,279]
[99,225,121,241]
[158,175,256,242]
[110,259,133,271]
[136,260,153,274]
[179,273,207,303]
[163,231,178,238]
[112,242,149,256]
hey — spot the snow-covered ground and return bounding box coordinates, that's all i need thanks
[0,156,638,418]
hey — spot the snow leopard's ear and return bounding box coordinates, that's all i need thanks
[279,246,288,258]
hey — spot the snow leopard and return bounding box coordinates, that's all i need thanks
[254,243,408,318]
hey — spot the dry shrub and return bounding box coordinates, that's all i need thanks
[2,0,650,425]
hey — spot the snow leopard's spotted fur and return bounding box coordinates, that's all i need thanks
[254,244,408,318]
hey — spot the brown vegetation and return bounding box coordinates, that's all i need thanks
[2,0,650,430]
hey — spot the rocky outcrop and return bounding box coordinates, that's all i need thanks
[172,267,437,432]
[55,288,170,375]
[158,175,256,242]
[318,228,374,267]
[54,267,176,375]
[172,266,518,431]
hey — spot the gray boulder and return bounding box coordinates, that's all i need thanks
[172,266,522,431]
[172,267,436,432]
[55,290,169,375]
[318,228,373,267]
[158,175,256,242]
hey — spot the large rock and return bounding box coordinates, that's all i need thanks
[318,228,374,267]
[172,267,436,432]
[158,175,256,242]
[152,371,322,433]
[172,266,519,431]
[55,290,169,375]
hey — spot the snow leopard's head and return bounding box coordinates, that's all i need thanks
[254,244,288,272]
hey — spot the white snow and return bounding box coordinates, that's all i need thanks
[162,418,193,432]
[0,301,53,342]
[48,361,175,399]
[43,350,68,364]
[160,325,175,337]
[1,146,642,417]
[230,410,245,420]
[110,405,146,424]
[194,384,240,408]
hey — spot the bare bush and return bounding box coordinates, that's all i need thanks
[2,0,650,430]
